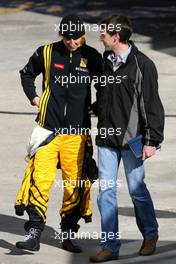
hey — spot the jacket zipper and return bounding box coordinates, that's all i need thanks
[105,61,114,121]
[106,61,123,123]
[64,52,72,117]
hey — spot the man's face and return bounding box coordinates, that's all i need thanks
[63,36,84,51]
[100,30,118,50]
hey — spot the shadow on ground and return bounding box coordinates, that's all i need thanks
[0,213,176,263]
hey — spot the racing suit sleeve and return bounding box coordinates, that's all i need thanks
[19,46,44,103]
[89,51,103,116]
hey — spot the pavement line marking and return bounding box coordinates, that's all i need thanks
[47,5,63,13]
[0,3,63,15]
[0,3,32,15]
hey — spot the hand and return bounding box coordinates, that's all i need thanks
[31,96,40,111]
[88,106,94,115]
[142,145,156,161]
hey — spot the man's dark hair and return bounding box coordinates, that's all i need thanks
[101,15,133,43]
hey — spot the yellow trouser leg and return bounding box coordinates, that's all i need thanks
[28,136,61,221]
[59,134,86,216]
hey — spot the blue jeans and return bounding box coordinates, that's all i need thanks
[97,146,158,252]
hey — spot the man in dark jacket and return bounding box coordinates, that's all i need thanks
[15,14,102,253]
[90,15,164,262]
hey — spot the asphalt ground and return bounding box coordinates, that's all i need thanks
[0,2,176,264]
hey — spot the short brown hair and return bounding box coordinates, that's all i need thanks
[101,15,133,43]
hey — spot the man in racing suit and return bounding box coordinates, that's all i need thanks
[15,14,102,253]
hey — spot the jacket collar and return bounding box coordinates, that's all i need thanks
[57,40,84,56]
[103,40,138,62]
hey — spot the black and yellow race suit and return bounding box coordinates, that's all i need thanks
[20,40,102,133]
[15,40,102,232]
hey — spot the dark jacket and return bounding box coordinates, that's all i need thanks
[20,40,102,132]
[96,41,165,148]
